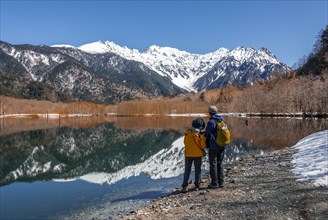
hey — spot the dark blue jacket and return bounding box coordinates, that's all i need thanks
[205,114,225,150]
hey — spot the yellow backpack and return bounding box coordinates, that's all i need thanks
[216,121,231,147]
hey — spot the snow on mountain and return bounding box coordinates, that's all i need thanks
[193,46,291,90]
[69,41,290,91]
[0,42,67,80]
[1,40,291,101]
[139,46,230,91]
[230,47,279,64]
[74,41,230,91]
[0,41,165,103]
[51,44,76,49]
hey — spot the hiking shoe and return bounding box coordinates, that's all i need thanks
[181,187,188,193]
[219,181,224,188]
[193,187,200,191]
[207,184,219,189]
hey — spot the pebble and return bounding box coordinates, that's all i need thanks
[118,149,327,220]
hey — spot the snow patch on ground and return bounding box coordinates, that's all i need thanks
[165,113,208,117]
[291,130,328,187]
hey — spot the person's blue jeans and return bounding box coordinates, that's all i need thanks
[182,157,202,188]
[209,149,225,186]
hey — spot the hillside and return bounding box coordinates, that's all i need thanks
[0,40,290,104]
[0,41,183,103]
[297,26,328,76]
[0,70,72,102]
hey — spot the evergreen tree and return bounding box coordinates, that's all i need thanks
[297,25,328,76]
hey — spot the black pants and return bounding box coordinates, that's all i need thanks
[209,149,225,186]
[182,157,202,188]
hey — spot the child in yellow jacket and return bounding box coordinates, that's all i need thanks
[181,118,206,192]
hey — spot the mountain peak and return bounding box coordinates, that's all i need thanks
[78,41,140,58]
[145,45,161,51]
[78,41,115,54]
[51,44,76,49]
[143,45,191,56]
[259,47,278,59]
[230,47,257,61]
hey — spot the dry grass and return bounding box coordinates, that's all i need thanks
[0,73,327,116]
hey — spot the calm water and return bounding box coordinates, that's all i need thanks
[0,116,327,219]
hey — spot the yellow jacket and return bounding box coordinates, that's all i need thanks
[184,129,206,157]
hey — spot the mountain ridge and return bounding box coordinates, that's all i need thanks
[52,41,291,91]
[0,40,291,103]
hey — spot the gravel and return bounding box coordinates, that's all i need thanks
[119,148,328,220]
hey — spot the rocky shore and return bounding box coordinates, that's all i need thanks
[120,148,327,220]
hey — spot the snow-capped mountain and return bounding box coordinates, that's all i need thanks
[74,41,230,91]
[59,41,291,91]
[0,41,184,103]
[194,47,290,90]
[0,40,291,103]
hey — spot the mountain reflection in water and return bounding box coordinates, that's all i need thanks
[1,117,327,187]
[0,116,327,219]
[0,122,182,186]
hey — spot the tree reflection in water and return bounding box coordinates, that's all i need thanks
[0,116,326,187]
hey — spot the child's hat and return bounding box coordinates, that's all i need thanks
[192,118,205,129]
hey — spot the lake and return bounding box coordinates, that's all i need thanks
[0,116,327,219]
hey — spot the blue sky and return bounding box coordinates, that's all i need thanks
[0,1,327,66]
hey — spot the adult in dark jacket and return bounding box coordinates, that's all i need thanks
[205,105,225,188]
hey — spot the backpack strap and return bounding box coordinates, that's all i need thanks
[209,119,218,140]
[191,130,203,151]
[191,131,206,156]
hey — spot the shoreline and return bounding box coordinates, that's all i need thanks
[118,148,327,220]
[0,112,327,119]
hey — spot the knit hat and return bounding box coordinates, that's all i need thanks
[192,118,205,129]
[208,105,218,114]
